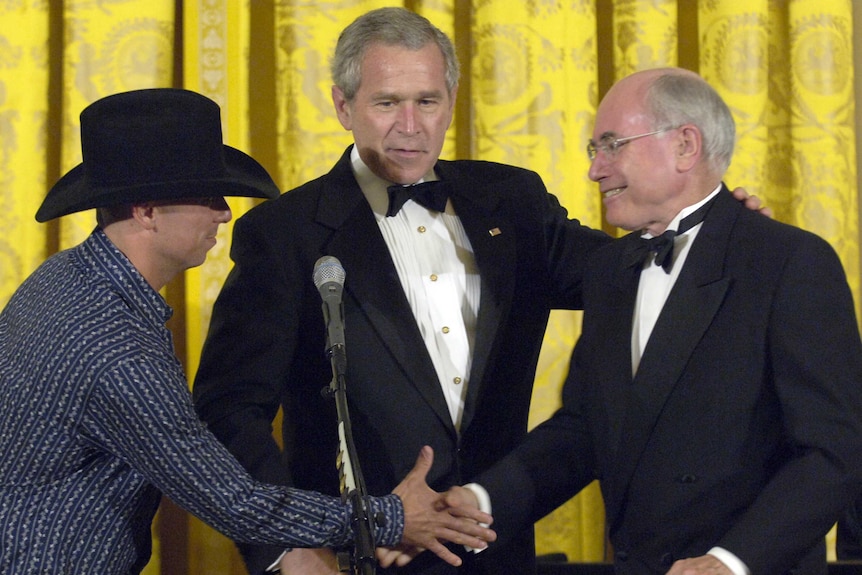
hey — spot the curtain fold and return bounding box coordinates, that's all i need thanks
[0,4,50,304]
[183,5,256,573]
[0,1,857,572]
[469,0,607,560]
[58,0,175,249]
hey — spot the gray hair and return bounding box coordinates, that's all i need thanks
[331,7,460,101]
[646,72,736,174]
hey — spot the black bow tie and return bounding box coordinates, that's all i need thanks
[386,181,451,217]
[624,196,715,273]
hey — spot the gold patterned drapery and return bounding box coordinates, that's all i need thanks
[0,1,857,573]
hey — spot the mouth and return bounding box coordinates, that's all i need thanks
[602,186,626,199]
[388,147,424,158]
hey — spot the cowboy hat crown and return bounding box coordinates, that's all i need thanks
[36,88,280,222]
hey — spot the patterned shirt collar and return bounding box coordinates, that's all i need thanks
[79,227,173,326]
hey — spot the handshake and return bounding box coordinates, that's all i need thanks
[281,446,494,573]
[380,445,494,569]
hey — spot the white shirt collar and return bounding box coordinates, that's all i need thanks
[349,146,438,217]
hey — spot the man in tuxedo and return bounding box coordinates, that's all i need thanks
[456,68,862,575]
[193,8,608,574]
[192,8,764,574]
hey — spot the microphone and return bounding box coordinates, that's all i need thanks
[313,256,348,380]
[313,256,378,574]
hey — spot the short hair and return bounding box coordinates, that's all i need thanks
[645,71,736,174]
[331,7,460,101]
[95,204,133,228]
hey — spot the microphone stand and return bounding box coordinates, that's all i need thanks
[323,342,378,575]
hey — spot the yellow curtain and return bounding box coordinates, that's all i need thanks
[0,1,857,572]
[182,3,254,573]
[469,0,607,561]
[0,4,49,303]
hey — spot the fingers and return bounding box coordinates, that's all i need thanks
[396,503,496,556]
[423,539,464,567]
[432,522,497,549]
[278,547,339,574]
[395,549,421,567]
[441,504,493,528]
[447,505,492,523]
[442,486,480,512]
[731,186,773,218]
[392,446,496,564]
[376,545,422,568]
[756,204,773,218]
[743,194,773,217]
[730,186,751,202]
[665,554,733,574]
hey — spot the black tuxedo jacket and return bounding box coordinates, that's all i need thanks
[479,188,862,574]
[192,147,609,574]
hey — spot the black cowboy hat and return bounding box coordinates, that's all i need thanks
[36,88,280,222]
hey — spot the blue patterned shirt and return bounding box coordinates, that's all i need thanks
[0,229,402,574]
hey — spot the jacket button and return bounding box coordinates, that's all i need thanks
[616,551,629,562]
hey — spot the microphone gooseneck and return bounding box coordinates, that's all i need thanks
[312,256,377,575]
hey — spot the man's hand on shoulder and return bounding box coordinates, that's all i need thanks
[731,186,773,218]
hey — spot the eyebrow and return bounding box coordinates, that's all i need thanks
[588,131,618,144]
[370,89,445,100]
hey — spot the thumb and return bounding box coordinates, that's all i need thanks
[407,445,434,482]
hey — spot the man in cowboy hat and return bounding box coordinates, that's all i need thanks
[0,88,495,574]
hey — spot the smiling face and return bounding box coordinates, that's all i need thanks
[332,41,456,185]
[588,72,687,235]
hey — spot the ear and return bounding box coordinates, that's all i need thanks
[445,84,458,129]
[674,125,701,172]
[331,85,352,130]
[131,203,158,230]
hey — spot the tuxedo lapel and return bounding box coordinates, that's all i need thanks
[436,162,516,431]
[604,189,738,527]
[317,150,455,430]
[596,242,643,457]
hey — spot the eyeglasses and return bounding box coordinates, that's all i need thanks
[586,129,670,161]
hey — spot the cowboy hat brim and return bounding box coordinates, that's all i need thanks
[36,145,279,222]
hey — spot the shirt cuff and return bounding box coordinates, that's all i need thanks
[462,483,492,553]
[707,547,750,575]
[369,493,404,547]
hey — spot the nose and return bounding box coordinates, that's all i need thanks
[211,197,232,223]
[397,103,418,135]
[587,153,607,182]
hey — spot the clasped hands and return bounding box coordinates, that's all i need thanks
[377,445,494,568]
[278,446,491,573]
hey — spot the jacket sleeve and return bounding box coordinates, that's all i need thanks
[475,339,598,549]
[715,231,862,573]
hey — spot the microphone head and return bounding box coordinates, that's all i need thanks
[313,255,346,290]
